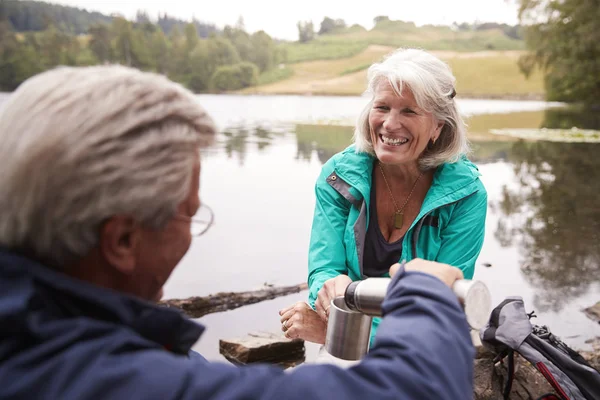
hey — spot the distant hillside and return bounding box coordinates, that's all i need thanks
[244,47,544,99]
[282,18,525,63]
[0,0,218,37]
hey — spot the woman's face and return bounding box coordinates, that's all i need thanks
[368,80,443,167]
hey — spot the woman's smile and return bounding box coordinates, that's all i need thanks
[379,134,410,146]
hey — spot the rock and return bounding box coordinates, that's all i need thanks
[584,301,600,323]
[584,337,600,370]
[474,349,554,400]
[473,342,600,400]
[219,331,305,368]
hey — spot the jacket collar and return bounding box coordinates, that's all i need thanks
[0,249,204,354]
[332,144,482,207]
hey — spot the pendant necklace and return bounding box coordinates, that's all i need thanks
[378,163,424,230]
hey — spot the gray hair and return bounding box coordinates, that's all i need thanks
[354,48,469,170]
[0,65,216,267]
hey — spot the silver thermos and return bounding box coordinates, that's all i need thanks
[324,277,491,361]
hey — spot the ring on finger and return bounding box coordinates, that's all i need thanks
[282,319,288,330]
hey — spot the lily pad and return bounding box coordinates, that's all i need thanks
[489,128,600,142]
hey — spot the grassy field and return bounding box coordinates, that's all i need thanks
[244,47,545,98]
[280,21,524,64]
[247,19,540,98]
[243,45,394,95]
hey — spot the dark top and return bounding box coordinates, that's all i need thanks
[363,170,404,277]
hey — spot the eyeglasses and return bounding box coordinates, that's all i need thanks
[173,203,215,237]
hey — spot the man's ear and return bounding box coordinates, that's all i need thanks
[99,216,141,275]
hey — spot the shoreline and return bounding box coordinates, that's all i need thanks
[0,91,546,101]
[232,90,546,101]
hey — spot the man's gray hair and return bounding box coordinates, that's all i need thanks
[0,65,216,267]
[354,48,469,170]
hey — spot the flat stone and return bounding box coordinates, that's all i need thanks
[219,331,305,366]
[584,301,600,323]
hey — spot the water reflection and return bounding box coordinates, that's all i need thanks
[542,106,600,130]
[216,124,287,165]
[492,140,600,312]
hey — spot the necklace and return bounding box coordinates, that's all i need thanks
[378,163,424,230]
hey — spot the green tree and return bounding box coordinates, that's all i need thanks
[111,17,151,69]
[0,22,43,90]
[208,36,240,66]
[297,21,314,43]
[184,23,198,54]
[318,17,346,35]
[187,41,213,92]
[249,30,275,72]
[210,61,258,91]
[88,23,112,63]
[518,0,600,104]
[149,29,170,74]
[224,26,253,62]
[166,26,186,80]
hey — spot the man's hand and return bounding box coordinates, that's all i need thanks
[389,259,463,288]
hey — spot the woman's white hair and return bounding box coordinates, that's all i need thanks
[0,65,216,267]
[354,48,469,170]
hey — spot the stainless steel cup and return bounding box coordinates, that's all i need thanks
[324,297,373,361]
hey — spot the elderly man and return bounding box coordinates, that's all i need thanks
[0,66,474,399]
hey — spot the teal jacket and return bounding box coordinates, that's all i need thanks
[307,145,487,342]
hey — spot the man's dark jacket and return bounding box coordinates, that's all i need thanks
[0,250,474,399]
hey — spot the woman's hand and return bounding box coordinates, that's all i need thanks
[278,302,327,344]
[316,275,352,321]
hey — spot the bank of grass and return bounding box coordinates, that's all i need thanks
[340,63,371,76]
[282,41,369,63]
[241,45,394,95]
[466,111,545,138]
[257,66,294,86]
[448,55,543,98]
[246,46,545,98]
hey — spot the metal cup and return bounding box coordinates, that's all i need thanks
[324,297,373,361]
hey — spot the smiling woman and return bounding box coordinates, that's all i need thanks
[279,48,488,346]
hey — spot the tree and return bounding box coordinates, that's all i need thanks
[518,0,600,105]
[149,29,170,74]
[373,16,390,25]
[297,21,314,43]
[249,31,275,72]
[210,61,258,91]
[208,36,240,66]
[224,26,253,62]
[184,23,198,54]
[88,23,112,63]
[135,10,151,24]
[111,17,151,69]
[318,17,346,35]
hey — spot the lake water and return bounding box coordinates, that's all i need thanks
[1,93,598,363]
